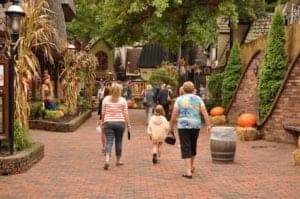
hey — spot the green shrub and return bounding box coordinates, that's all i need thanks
[14,121,31,151]
[208,73,223,98]
[207,73,223,111]
[44,110,63,121]
[29,102,45,119]
[59,104,68,115]
[259,6,287,118]
[77,96,88,109]
[149,67,178,88]
[222,41,242,108]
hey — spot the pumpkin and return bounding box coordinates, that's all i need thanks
[127,99,134,108]
[210,106,225,116]
[237,113,257,127]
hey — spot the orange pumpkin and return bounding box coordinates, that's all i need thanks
[210,106,225,116]
[127,99,134,108]
[237,113,257,127]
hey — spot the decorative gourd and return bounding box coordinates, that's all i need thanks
[237,113,257,127]
[210,106,225,116]
[127,99,134,108]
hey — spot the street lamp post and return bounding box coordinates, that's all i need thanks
[5,0,25,154]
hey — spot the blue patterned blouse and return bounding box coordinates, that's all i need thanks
[174,94,204,129]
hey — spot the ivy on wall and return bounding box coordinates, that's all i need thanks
[206,73,224,111]
[258,6,287,119]
[221,41,242,108]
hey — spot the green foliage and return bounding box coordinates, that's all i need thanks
[265,0,289,12]
[233,0,265,21]
[259,6,287,118]
[67,0,102,43]
[222,41,242,108]
[67,1,268,51]
[59,104,68,115]
[149,67,178,88]
[44,110,63,121]
[207,73,223,110]
[77,96,88,109]
[14,122,31,151]
[77,70,86,82]
[29,102,45,119]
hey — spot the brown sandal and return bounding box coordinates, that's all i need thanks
[103,163,109,170]
[116,162,124,166]
[182,174,193,179]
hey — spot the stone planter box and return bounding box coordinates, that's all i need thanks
[0,142,44,175]
[29,109,92,132]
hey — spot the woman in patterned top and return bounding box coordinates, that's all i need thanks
[170,81,211,179]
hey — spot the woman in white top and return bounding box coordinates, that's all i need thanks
[102,83,131,170]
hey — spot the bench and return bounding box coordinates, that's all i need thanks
[283,124,300,147]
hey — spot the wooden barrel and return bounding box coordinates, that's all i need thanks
[210,126,236,163]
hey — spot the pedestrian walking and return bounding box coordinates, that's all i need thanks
[147,105,169,164]
[143,84,156,124]
[157,84,170,120]
[122,81,132,100]
[101,83,131,170]
[97,84,105,100]
[169,81,211,179]
[97,87,110,154]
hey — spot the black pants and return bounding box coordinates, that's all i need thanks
[178,129,200,159]
[162,104,170,120]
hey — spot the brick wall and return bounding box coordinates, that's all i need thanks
[227,52,262,124]
[227,24,300,144]
[261,57,300,143]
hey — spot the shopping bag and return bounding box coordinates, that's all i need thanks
[96,125,102,134]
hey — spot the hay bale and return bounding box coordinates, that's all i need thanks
[293,149,300,166]
[210,115,226,126]
[236,127,261,141]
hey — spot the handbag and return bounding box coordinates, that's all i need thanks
[165,131,176,145]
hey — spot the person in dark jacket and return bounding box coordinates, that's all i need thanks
[157,84,170,120]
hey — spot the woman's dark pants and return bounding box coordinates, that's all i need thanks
[104,122,125,156]
[178,129,200,159]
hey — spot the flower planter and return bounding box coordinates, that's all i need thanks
[29,109,92,132]
[0,142,44,175]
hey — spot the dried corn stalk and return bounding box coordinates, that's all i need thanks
[60,47,78,115]
[15,0,57,129]
[76,51,97,108]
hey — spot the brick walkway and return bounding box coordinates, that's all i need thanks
[0,109,299,199]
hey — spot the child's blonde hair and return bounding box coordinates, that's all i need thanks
[154,105,165,116]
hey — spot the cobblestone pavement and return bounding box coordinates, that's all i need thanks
[0,109,299,199]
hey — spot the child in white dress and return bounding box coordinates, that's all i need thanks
[147,105,170,164]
